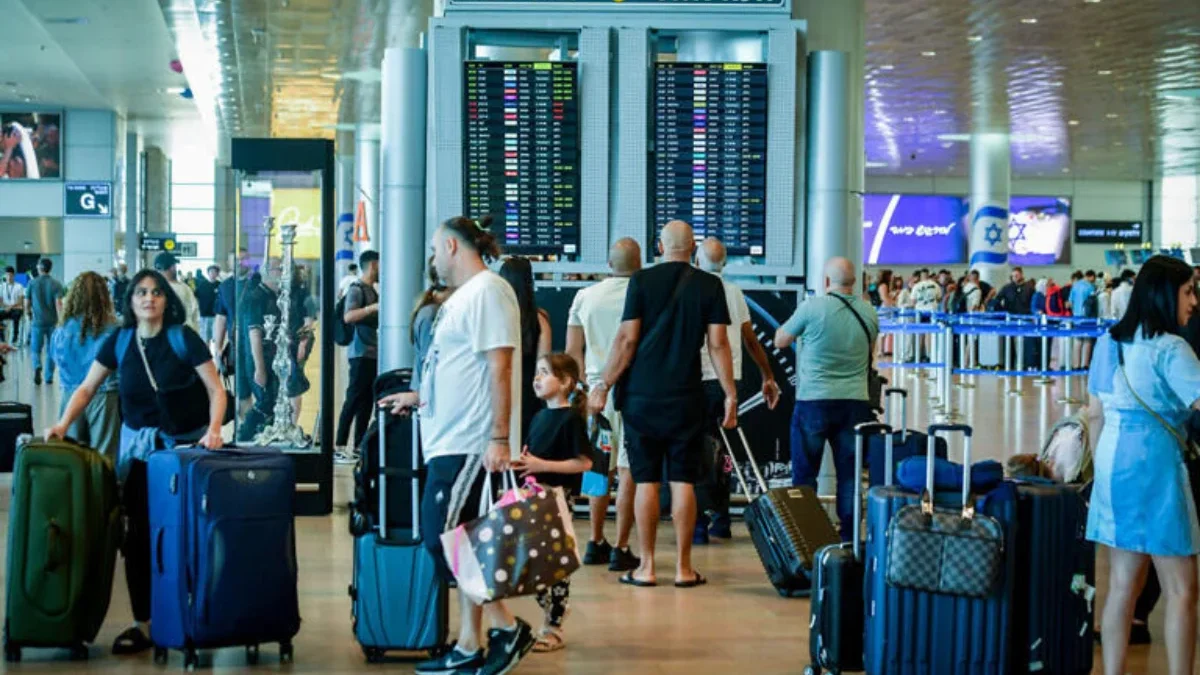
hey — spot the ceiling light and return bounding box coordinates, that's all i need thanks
[1162,88,1200,100]
[160,86,187,94]
[934,109,946,115]
[1106,113,1119,119]
[879,64,895,70]
[921,51,937,57]
[1098,70,1113,75]
[941,142,954,148]
[1084,0,1101,3]
[1068,119,1080,126]
[1062,168,1071,173]
[937,133,971,142]
[968,35,982,42]
[1021,18,1038,24]
[43,16,88,25]
[865,161,888,169]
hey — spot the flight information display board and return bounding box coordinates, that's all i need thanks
[463,61,580,256]
[651,62,768,256]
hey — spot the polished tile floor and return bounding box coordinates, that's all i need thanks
[0,347,1190,673]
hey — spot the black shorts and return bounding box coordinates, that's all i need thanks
[419,454,489,582]
[622,394,707,484]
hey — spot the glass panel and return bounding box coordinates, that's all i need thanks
[171,184,215,210]
[228,170,325,453]
[175,235,215,265]
[172,159,215,184]
[172,209,215,234]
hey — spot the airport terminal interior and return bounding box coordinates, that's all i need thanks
[1,0,1200,673]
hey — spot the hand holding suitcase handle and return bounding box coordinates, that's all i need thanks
[854,422,893,559]
[925,424,975,520]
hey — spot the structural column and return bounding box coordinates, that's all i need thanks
[124,131,141,270]
[213,163,237,266]
[353,126,380,256]
[378,46,429,373]
[335,131,355,279]
[967,133,1011,286]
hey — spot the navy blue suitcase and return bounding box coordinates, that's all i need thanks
[148,448,300,668]
[350,374,449,662]
[867,388,947,487]
[1012,482,1094,675]
[864,424,1017,675]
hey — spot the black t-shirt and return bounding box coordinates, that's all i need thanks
[620,262,730,401]
[95,325,213,430]
[239,284,280,369]
[524,407,594,491]
[195,277,217,317]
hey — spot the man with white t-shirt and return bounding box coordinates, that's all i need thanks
[401,216,534,675]
[694,238,780,543]
[565,237,642,572]
[0,267,24,344]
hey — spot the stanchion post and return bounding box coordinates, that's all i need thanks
[1056,319,1081,405]
[1034,313,1052,385]
[1009,321,1025,397]
[939,322,961,421]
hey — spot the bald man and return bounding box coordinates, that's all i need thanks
[774,257,879,541]
[565,237,643,572]
[588,220,738,587]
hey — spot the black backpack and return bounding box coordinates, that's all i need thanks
[334,282,377,346]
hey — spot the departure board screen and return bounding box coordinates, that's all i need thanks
[463,61,580,256]
[651,62,768,256]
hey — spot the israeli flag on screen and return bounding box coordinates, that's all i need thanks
[969,202,1009,270]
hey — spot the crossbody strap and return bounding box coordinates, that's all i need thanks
[135,334,161,393]
[1117,341,1193,454]
[640,266,694,349]
[830,293,876,372]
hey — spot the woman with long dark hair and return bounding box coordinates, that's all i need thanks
[50,271,120,460]
[1088,255,1200,675]
[46,269,226,655]
[498,256,552,442]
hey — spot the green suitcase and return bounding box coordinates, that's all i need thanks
[4,437,122,662]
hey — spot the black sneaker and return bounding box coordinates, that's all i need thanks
[415,645,485,675]
[33,368,41,386]
[478,618,535,675]
[608,546,640,572]
[583,539,612,565]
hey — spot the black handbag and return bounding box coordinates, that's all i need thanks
[831,294,887,412]
[885,426,1005,598]
[135,335,217,436]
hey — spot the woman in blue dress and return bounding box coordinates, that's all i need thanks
[1088,255,1200,675]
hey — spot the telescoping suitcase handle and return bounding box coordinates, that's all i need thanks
[853,422,892,561]
[717,425,768,498]
[376,369,420,542]
[926,423,974,516]
[885,387,908,445]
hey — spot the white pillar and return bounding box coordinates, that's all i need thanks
[353,127,380,256]
[967,133,1011,287]
[335,131,355,279]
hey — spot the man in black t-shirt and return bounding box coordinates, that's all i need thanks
[237,263,282,440]
[588,220,738,588]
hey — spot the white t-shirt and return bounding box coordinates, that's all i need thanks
[701,276,751,381]
[0,280,24,308]
[169,279,200,332]
[419,270,522,460]
[1110,282,1132,320]
[566,276,629,385]
[910,279,942,311]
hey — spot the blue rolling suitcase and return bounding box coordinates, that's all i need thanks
[1012,481,1094,675]
[864,424,1017,675]
[147,448,300,669]
[349,377,449,663]
[867,388,947,487]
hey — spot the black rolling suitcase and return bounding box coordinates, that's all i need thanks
[806,422,893,675]
[722,426,840,598]
[0,401,33,473]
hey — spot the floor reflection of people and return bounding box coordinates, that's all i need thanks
[286,268,316,426]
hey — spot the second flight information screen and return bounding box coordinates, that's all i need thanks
[463,61,581,256]
[651,62,768,256]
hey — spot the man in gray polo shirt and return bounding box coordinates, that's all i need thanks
[26,258,64,386]
[774,256,878,541]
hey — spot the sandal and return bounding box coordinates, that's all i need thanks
[112,626,153,655]
[532,627,565,653]
[619,571,657,587]
[675,572,708,588]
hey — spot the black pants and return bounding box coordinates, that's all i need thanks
[337,357,377,449]
[699,381,731,517]
[1,308,19,341]
[123,460,152,623]
[1135,566,1161,623]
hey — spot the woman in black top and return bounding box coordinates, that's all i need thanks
[46,270,226,655]
[511,353,593,653]
[498,257,552,441]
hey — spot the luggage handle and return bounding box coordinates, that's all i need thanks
[924,424,975,520]
[853,422,892,561]
[375,400,422,542]
[155,528,165,575]
[717,425,768,496]
[44,520,65,572]
[885,387,908,444]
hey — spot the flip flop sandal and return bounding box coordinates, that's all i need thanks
[619,571,657,587]
[532,628,565,653]
[675,572,708,588]
[112,627,153,655]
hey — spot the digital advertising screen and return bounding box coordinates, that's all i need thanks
[1075,220,1144,245]
[650,62,768,256]
[1008,196,1071,266]
[862,193,968,266]
[1104,250,1129,266]
[1,111,62,180]
[463,61,581,256]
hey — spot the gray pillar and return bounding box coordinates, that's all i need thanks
[379,47,429,373]
[214,164,236,267]
[354,128,380,255]
[143,146,171,269]
[805,51,851,295]
[124,132,141,271]
[967,133,1011,287]
[335,133,355,279]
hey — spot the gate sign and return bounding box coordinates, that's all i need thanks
[65,182,112,217]
[177,241,198,258]
[140,233,177,253]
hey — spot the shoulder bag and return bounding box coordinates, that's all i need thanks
[831,293,887,412]
[1116,341,1200,509]
[120,327,230,435]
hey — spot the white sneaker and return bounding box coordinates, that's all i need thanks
[333,449,359,465]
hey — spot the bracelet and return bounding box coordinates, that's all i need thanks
[490,437,509,443]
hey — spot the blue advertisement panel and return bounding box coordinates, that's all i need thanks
[862,193,968,266]
[1008,196,1072,266]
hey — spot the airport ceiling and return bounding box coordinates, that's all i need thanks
[0,0,1197,181]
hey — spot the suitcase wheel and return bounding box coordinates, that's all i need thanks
[803,666,820,675]
[245,644,259,665]
[3,643,19,663]
[183,648,199,671]
[364,647,384,664]
[69,644,89,661]
[279,641,294,664]
[154,646,168,665]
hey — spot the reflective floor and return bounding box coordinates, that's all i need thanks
[0,347,1190,673]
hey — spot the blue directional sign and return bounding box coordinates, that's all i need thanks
[65,182,113,218]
